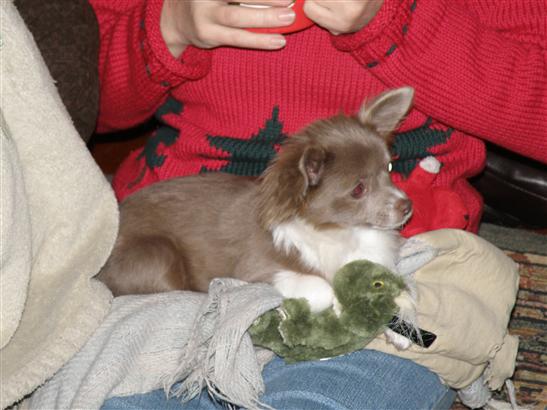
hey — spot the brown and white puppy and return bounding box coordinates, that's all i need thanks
[98,87,416,346]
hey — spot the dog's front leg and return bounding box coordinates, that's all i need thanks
[273,271,335,313]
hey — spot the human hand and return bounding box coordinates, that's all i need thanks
[303,0,384,35]
[160,0,296,58]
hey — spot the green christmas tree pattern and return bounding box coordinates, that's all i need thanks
[130,101,451,187]
[137,96,184,169]
[128,96,183,189]
[391,118,453,176]
[202,106,288,176]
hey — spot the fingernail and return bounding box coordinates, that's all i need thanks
[270,37,286,48]
[278,10,295,22]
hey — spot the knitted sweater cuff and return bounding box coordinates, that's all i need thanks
[331,0,413,67]
[142,0,211,87]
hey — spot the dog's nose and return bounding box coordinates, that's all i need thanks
[396,198,412,217]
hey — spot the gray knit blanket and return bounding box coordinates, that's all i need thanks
[27,280,282,410]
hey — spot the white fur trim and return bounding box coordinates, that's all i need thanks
[384,329,412,350]
[394,291,417,324]
[419,156,441,173]
[384,290,417,351]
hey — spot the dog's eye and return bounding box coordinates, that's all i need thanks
[351,182,366,199]
[388,162,393,172]
[373,280,384,288]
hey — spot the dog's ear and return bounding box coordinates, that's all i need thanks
[358,87,414,141]
[257,138,327,228]
[299,146,326,189]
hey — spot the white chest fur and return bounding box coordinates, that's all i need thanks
[272,218,400,281]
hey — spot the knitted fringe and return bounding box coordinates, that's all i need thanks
[164,279,282,410]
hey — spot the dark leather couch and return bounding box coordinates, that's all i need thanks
[472,144,547,229]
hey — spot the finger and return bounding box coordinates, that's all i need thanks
[303,1,353,34]
[302,1,337,30]
[209,26,287,49]
[303,0,335,12]
[217,3,296,29]
[227,0,294,7]
[304,0,383,33]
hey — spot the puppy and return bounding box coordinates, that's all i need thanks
[98,87,416,347]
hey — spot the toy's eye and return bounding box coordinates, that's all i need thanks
[373,280,384,288]
[388,162,393,172]
[351,182,366,199]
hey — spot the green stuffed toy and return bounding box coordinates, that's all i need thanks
[250,260,406,363]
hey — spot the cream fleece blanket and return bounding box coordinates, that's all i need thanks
[0,1,117,408]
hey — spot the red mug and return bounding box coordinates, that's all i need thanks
[236,0,315,34]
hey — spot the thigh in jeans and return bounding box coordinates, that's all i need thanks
[102,350,455,410]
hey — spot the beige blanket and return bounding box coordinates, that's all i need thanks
[0,1,117,408]
[367,229,519,390]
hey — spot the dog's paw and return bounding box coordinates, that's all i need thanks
[394,290,417,320]
[387,287,418,350]
[273,271,334,313]
[384,328,412,350]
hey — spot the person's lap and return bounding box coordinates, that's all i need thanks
[102,349,455,409]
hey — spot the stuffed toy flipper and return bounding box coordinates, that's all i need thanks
[250,260,406,363]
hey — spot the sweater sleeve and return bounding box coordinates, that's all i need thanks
[89,0,211,133]
[332,0,547,163]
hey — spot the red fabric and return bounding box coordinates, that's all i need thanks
[248,0,314,34]
[89,0,547,234]
[395,158,469,237]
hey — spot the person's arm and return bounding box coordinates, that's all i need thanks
[89,0,298,133]
[330,0,547,163]
[89,0,212,133]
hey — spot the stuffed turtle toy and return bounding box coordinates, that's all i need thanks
[250,260,410,363]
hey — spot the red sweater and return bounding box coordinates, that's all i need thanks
[90,0,547,233]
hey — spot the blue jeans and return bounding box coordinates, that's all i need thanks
[102,350,455,409]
